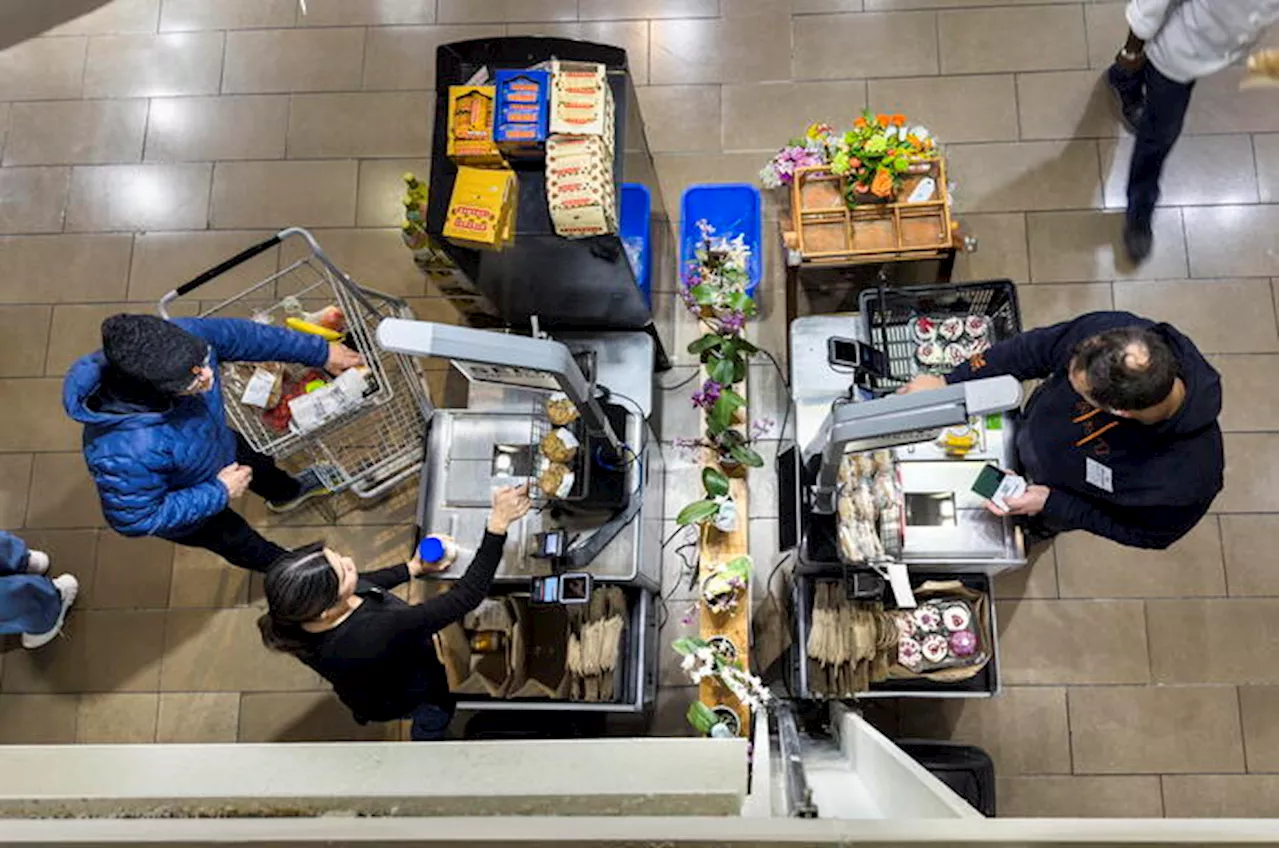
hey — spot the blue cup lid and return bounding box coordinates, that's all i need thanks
[419,537,446,563]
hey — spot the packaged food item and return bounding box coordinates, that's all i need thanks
[549,59,613,137]
[494,69,550,156]
[446,85,504,165]
[916,341,944,367]
[912,605,941,632]
[938,316,965,341]
[240,365,284,409]
[944,343,968,368]
[538,460,574,499]
[911,316,937,342]
[965,315,989,337]
[540,428,579,463]
[545,392,579,426]
[418,534,459,569]
[444,165,518,250]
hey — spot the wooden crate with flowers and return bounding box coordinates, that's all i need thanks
[762,112,957,265]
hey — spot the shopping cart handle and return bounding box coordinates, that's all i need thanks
[159,234,283,317]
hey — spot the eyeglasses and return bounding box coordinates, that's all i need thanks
[183,350,213,393]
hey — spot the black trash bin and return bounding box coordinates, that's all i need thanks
[896,739,997,817]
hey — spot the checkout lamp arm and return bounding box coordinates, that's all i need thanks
[810,375,1022,515]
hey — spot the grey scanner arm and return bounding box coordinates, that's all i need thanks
[376,318,622,451]
[805,376,1023,514]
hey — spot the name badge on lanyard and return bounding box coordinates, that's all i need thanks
[1085,457,1113,493]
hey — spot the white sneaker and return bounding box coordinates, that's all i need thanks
[21,574,78,650]
[25,550,49,575]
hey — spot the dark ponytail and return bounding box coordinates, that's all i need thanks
[257,542,339,656]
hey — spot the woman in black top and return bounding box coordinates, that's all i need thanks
[257,484,530,740]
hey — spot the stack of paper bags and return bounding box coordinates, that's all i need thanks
[443,165,517,250]
[546,60,617,239]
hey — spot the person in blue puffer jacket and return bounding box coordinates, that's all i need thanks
[64,314,364,572]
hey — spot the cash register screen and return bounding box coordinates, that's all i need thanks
[905,492,957,527]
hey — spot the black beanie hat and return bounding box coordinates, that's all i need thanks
[101,314,210,396]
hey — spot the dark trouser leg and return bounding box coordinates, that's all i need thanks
[1127,64,1195,228]
[408,701,455,741]
[1107,61,1146,121]
[233,431,301,504]
[170,509,287,572]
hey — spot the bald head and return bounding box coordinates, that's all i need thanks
[1070,327,1178,412]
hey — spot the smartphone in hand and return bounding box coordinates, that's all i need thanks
[971,463,1027,513]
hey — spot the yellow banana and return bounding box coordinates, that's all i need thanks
[285,317,343,341]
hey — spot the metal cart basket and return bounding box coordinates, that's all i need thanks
[158,227,431,501]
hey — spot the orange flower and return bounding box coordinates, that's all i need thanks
[891,114,906,126]
[849,157,861,169]
[906,133,921,147]
[876,113,889,127]
[853,116,867,128]
[870,168,894,198]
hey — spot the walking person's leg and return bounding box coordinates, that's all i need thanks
[0,575,62,636]
[1124,64,1195,263]
[171,509,288,572]
[1106,61,1146,133]
[0,530,30,576]
[233,432,328,513]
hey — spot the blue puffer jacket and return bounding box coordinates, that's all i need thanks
[64,318,329,540]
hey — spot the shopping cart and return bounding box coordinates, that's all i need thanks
[158,227,431,501]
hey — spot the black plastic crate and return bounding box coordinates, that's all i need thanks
[859,280,1021,388]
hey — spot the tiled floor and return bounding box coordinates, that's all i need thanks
[0,0,1275,820]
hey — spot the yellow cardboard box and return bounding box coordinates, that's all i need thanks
[444,166,517,250]
[447,86,505,165]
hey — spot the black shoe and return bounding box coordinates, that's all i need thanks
[1105,64,1144,134]
[267,468,332,513]
[1123,219,1153,264]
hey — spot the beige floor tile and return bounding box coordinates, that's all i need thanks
[1147,598,1278,685]
[439,0,576,23]
[1,608,165,693]
[167,543,251,608]
[145,95,288,162]
[505,21,650,83]
[0,306,52,377]
[0,37,87,101]
[1083,2,1126,69]
[48,0,160,35]
[1220,515,1279,597]
[129,230,281,301]
[0,234,132,303]
[1015,282,1112,330]
[0,102,10,157]
[793,12,938,80]
[211,160,357,229]
[994,544,1058,599]
[995,599,1149,684]
[4,99,148,166]
[650,685,699,737]
[1055,522,1226,599]
[652,14,791,84]
[362,25,505,91]
[868,75,1018,144]
[156,692,241,742]
[1219,433,1279,513]
[161,607,319,691]
[951,213,1027,283]
[1239,685,1279,773]
[789,0,863,10]
[223,28,364,94]
[898,686,1071,775]
[24,452,105,529]
[278,227,425,297]
[1112,279,1277,355]
[0,694,79,743]
[947,141,1102,213]
[287,92,432,159]
[19,529,100,608]
[658,600,700,687]
[1183,205,1279,279]
[356,159,430,227]
[83,32,224,98]
[159,0,296,31]
[1184,70,1280,136]
[1161,775,1279,818]
[721,81,866,152]
[995,776,1163,818]
[939,6,1086,74]
[580,0,717,18]
[92,533,174,610]
[1100,135,1260,209]
[636,86,721,154]
[0,166,71,233]
[1016,70,1120,140]
[1027,208,1188,282]
[0,379,80,452]
[1209,354,1278,433]
[0,453,33,530]
[1255,134,1278,203]
[66,163,211,231]
[1070,685,1244,774]
[238,691,400,742]
[75,692,158,742]
[298,0,437,25]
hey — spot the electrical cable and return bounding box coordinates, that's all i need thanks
[659,368,699,391]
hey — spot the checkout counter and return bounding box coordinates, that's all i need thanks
[378,320,661,714]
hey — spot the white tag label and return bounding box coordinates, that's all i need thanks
[991,473,1027,512]
[239,368,277,408]
[1085,457,1113,493]
[886,563,916,609]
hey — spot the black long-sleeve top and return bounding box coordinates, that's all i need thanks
[298,530,506,723]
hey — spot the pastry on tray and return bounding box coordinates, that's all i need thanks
[545,392,579,426]
[540,427,579,463]
[538,461,575,499]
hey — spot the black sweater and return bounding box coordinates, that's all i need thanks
[945,311,1223,550]
[298,530,506,723]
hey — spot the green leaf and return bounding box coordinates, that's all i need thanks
[726,290,754,314]
[687,333,723,356]
[690,284,716,305]
[732,358,747,384]
[702,467,730,498]
[729,444,765,468]
[893,157,909,173]
[720,388,746,411]
[676,499,720,526]
[671,636,707,656]
[686,700,719,735]
[731,336,760,355]
[707,355,736,386]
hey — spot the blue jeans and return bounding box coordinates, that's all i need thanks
[408,701,454,741]
[1110,61,1196,227]
[0,531,60,636]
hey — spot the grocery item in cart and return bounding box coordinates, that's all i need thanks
[286,367,372,434]
[539,427,578,463]
[911,316,937,342]
[944,342,968,368]
[538,460,575,499]
[938,316,965,342]
[545,392,579,426]
[915,341,944,367]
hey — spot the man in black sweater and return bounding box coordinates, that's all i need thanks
[901,311,1223,550]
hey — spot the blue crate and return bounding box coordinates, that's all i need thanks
[620,183,651,309]
[679,183,762,301]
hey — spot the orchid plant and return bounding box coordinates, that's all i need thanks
[673,635,772,715]
[675,467,737,532]
[701,555,752,615]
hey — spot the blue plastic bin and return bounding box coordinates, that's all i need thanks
[679,183,762,301]
[619,183,651,309]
